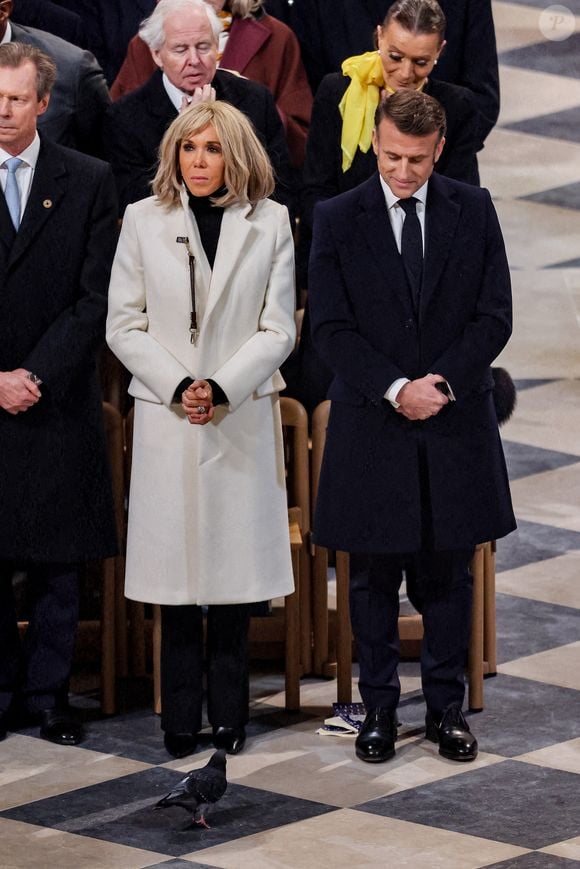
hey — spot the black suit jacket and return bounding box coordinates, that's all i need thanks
[301,74,481,232]
[10,21,110,158]
[104,68,291,214]
[290,0,499,138]
[0,138,118,563]
[11,0,87,48]
[308,172,515,552]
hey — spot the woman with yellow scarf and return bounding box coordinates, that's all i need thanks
[300,0,483,234]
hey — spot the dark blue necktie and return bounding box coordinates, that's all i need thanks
[399,196,423,312]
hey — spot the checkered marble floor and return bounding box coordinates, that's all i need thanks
[1,3,579,867]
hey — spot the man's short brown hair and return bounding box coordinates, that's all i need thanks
[375,89,447,141]
[0,42,57,99]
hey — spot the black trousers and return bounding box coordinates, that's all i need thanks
[0,561,79,714]
[160,603,252,733]
[349,548,473,714]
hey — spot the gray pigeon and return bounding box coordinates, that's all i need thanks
[155,748,228,828]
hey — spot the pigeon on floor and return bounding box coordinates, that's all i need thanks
[155,748,228,828]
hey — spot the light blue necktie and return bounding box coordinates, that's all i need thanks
[4,157,23,230]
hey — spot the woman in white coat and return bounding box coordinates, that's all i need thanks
[106,101,296,759]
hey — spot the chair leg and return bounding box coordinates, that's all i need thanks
[285,544,301,711]
[114,555,128,678]
[312,547,329,675]
[335,551,352,704]
[100,557,116,715]
[468,545,485,711]
[299,548,312,674]
[152,604,162,715]
[129,600,147,676]
[483,541,497,674]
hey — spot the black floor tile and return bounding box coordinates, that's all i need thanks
[144,861,216,868]
[513,379,560,391]
[521,181,580,210]
[499,34,580,79]
[545,257,580,268]
[469,673,580,757]
[355,760,580,849]
[1,767,336,857]
[502,440,580,480]
[496,593,580,664]
[485,851,580,867]
[503,105,580,145]
[495,520,580,573]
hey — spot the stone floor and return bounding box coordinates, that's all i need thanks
[1,2,579,866]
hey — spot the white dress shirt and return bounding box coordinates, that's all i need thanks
[378,176,429,406]
[0,133,41,224]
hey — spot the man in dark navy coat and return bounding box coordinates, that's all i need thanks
[0,43,118,746]
[309,90,515,764]
[104,0,290,214]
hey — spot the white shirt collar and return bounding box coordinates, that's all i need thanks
[1,21,12,44]
[379,174,429,211]
[162,73,190,112]
[0,132,41,168]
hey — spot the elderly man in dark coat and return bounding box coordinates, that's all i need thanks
[104,0,290,214]
[309,90,515,765]
[0,42,118,746]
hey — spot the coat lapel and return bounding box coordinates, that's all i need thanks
[8,140,67,271]
[0,188,15,260]
[203,201,253,325]
[220,17,270,74]
[420,174,461,321]
[356,175,415,325]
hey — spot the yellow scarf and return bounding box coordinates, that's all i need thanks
[339,51,384,172]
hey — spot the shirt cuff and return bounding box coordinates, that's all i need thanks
[173,377,194,403]
[385,377,410,408]
[206,379,228,406]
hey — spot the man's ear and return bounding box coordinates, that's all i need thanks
[372,127,379,156]
[434,136,445,164]
[37,93,50,118]
[151,49,164,71]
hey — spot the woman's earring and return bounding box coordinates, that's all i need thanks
[434,59,438,65]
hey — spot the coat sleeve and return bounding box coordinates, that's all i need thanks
[309,202,407,404]
[457,0,499,141]
[435,84,483,187]
[429,190,512,397]
[207,205,296,412]
[72,49,111,158]
[103,100,154,214]
[106,204,195,406]
[300,74,343,231]
[21,164,118,403]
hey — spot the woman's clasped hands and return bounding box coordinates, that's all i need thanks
[182,379,214,425]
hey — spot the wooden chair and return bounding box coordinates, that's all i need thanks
[310,399,497,712]
[125,396,306,713]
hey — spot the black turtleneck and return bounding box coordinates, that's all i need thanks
[187,187,226,270]
[172,188,229,406]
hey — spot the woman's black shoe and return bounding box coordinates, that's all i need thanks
[212,726,246,754]
[163,731,198,758]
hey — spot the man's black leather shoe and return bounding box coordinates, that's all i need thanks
[39,708,83,746]
[355,708,397,763]
[425,704,478,762]
[163,732,198,758]
[212,726,246,755]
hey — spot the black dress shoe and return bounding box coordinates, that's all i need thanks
[39,708,83,746]
[212,726,246,755]
[425,704,478,762]
[355,707,397,763]
[163,731,198,759]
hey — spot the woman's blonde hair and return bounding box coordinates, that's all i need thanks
[152,100,275,208]
[229,0,264,19]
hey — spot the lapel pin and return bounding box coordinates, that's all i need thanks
[43,199,52,209]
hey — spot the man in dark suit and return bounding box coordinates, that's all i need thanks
[0,42,118,745]
[0,0,110,157]
[290,0,499,140]
[309,90,515,764]
[104,0,290,214]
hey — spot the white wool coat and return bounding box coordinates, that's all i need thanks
[106,191,296,605]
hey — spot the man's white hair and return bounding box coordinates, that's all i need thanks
[140,0,222,50]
